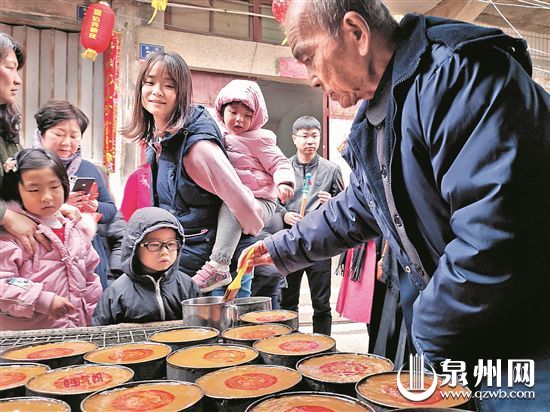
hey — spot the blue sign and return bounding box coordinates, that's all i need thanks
[139,43,164,60]
[76,5,87,22]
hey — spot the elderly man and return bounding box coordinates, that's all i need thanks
[242,0,550,409]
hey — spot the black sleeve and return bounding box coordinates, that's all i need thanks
[91,286,120,325]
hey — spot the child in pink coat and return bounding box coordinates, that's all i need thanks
[193,80,295,292]
[0,149,102,330]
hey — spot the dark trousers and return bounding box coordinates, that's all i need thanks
[280,259,332,335]
[251,268,282,310]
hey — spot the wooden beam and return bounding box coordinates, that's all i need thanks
[426,0,488,22]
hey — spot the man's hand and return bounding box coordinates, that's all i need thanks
[277,183,295,203]
[283,211,302,226]
[318,190,332,204]
[238,240,274,269]
[49,295,76,319]
[1,209,50,254]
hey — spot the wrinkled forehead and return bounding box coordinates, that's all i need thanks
[285,2,324,52]
[1,49,18,65]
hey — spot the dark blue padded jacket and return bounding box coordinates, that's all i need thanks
[266,14,550,366]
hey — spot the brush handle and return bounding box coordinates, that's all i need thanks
[222,248,255,302]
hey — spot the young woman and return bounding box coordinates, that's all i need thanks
[122,51,263,297]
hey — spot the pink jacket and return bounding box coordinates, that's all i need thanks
[0,207,102,330]
[215,80,295,200]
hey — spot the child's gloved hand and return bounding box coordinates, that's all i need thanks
[49,295,76,319]
[277,183,294,203]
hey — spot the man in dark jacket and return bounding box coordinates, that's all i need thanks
[92,207,200,325]
[241,1,550,409]
[278,116,344,336]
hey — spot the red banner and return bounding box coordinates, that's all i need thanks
[278,57,307,80]
[103,31,120,173]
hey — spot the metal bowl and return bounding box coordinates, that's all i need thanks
[296,352,393,396]
[81,380,204,412]
[0,362,50,398]
[84,342,171,381]
[253,333,336,369]
[167,343,259,382]
[239,309,299,330]
[356,371,471,411]
[25,364,134,411]
[148,326,220,351]
[196,364,302,412]
[245,390,375,412]
[221,323,292,347]
[0,396,70,411]
[0,341,98,369]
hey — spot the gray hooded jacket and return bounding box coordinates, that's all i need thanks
[92,207,200,325]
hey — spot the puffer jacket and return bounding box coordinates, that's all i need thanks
[265,14,550,368]
[92,207,200,325]
[0,205,101,330]
[279,154,344,223]
[215,80,294,200]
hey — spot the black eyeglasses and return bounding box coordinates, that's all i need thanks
[140,240,181,252]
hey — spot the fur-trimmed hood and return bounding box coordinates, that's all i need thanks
[0,201,97,240]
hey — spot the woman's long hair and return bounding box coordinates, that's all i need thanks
[0,33,25,144]
[121,51,193,143]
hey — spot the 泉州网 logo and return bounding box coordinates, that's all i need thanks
[397,353,438,401]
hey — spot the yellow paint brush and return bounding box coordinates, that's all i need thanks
[222,248,255,302]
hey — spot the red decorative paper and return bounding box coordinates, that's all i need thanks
[278,57,307,80]
[103,31,120,173]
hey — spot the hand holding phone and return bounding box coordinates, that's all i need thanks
[71,177,95,194]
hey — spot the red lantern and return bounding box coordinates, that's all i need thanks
[80,1,115,61]
[272,0,292,24]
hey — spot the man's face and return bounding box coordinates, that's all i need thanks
[292,127,320,156]
[285,3,373,107]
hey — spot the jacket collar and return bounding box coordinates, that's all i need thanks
[292,153,319,168]
[392,14,429,86]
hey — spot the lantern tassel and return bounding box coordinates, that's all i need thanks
[148,0,168,24]
[81,48,98,62]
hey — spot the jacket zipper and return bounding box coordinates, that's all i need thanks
[184,229,209,239]
[145,275,166,321]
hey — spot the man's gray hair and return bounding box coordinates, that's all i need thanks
[307,0,398,39]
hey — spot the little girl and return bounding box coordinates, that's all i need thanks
[193,80,295,292]
[0,148,102,330]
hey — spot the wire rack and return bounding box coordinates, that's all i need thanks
[0,320,182,352]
